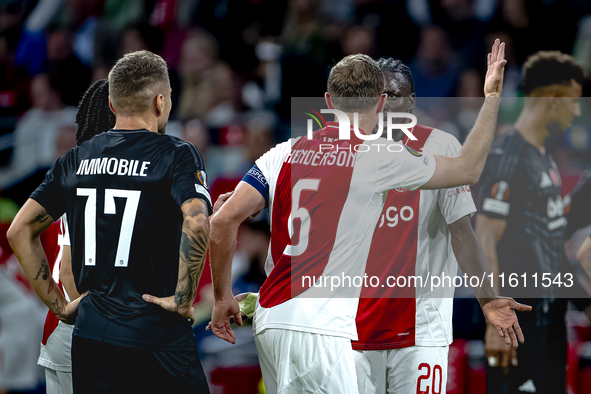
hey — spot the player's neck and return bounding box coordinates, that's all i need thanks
[337,113,376,136]
[514,109,548,153]
[113,115,158,134]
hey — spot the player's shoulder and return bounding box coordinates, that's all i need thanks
[157,135,205,161]
[423,128,461,155]
[260,137,300,163]
[482,130,527,181]
[489,130,527,159]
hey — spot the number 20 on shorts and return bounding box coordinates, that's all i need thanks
[417,363,443,394]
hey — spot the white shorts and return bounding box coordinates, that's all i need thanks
[353,346,448,394]
[0,268,46,390]
[45,369,73,394]
[38,320,73,372]
[254,329,358,394]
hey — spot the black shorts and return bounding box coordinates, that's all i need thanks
[486,298,567,394]
[71,336,210,394]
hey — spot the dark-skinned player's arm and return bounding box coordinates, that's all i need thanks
[7,200,86,324]
[143,198,210,324]
[59,246,80,300]
[449,215,531,351]
[210,182,265,344]
[475,213,519,369]
[421,39,505,190]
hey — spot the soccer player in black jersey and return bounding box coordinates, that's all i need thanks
[8,50,212,393]
[476,51,585,394]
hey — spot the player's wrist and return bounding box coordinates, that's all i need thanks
[213,289,235,303]
[478,296,497,309]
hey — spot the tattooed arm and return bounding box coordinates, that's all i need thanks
[175,198,210,316]
[143,198,210,323]
[7,199,85,324]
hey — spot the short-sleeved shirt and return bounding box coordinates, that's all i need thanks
[242,122,437,340]
[476,130,567,298]
[354,125,476,350]
[30,129,212,350]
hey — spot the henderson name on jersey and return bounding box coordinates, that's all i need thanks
[30,129,213,351]
[242,121,437,341]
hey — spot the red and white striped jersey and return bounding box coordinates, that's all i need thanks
[251,122,437,340]
[353,126,476,350]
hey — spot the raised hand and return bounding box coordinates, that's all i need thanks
[484,38,507,98]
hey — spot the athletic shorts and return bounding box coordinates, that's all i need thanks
[254,328,358,394]
[45,369,73,394]
[0,269,46,390]
[354,346,449,394]
[71,336,209,394]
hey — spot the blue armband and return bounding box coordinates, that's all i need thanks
[242,164,269,208]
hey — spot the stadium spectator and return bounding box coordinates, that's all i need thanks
[176,29,235,124]
[410,25,461,97]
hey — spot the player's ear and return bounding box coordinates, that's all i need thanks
[376,93,387,114]
[408,92,416,113]
[325,92,334,109]
[154,94,164,117]
[108,96,116,115]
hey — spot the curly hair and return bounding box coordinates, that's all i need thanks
[376,57,415,95]
[75,79,116,146]
[521,51,583,95]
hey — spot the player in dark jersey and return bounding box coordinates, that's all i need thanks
[8,50,212,394]
[476,51,585,394]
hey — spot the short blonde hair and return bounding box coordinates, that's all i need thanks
[327,54,384,112]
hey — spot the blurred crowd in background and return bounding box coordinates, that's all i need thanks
[2,0,591,393]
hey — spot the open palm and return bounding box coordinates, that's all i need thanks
[484,38,507,98]
[482,297,531,349]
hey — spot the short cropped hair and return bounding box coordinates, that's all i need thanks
[327,54,384,112]
[377,57,415,95]
[521,51,583,95]
[76,79,115,146]
[108,50,169,113]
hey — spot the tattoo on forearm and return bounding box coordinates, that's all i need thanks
[175,214,210,306]
[34,257,50,281]
[35,213,50,224]
[50,299,60,316]
[47,280,55,294]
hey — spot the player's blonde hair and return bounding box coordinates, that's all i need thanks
[327,54,384,113]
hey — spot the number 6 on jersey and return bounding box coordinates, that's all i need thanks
[285,179,320,257]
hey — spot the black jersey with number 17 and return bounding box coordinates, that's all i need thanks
[30,129,213,351]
